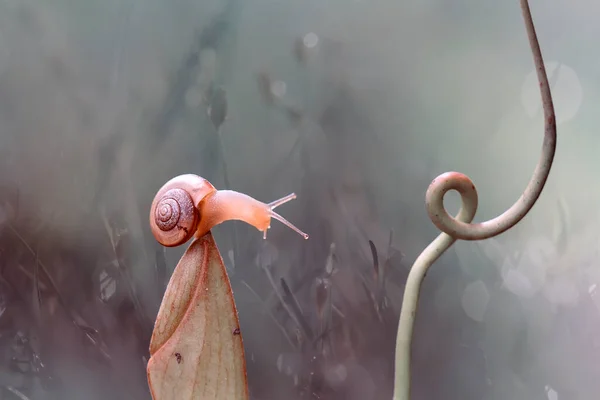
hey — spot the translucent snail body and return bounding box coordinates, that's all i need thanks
[150,174,308,247]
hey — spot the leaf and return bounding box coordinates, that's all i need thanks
[147,232,249,400]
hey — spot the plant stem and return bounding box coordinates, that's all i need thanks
[392,1,557,399]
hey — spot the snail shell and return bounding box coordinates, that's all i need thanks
[149,174,216,247]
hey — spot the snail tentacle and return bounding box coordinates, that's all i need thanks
[265,193,309,240]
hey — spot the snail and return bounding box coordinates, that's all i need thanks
[150,174,308,247]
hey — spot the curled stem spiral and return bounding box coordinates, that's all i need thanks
[392,1,557,399]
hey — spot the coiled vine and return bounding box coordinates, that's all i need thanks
[392,1,557,399]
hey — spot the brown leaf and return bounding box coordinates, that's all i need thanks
[147,232,248,400]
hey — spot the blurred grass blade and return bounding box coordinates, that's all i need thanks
[368,240,379,283]
[240,280,296,349]
[5,386,30,400]
[280,278,313,341]
[147,232,248,400]
[31,254,42,326]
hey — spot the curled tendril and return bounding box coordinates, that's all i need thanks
[392,1,557,399]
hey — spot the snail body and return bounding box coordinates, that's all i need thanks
[150,174,308,247]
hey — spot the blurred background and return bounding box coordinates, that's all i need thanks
[0,0,598,398]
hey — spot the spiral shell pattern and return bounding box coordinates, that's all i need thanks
[150,187,198,247]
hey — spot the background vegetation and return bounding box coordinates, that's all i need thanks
[0,0,598,398]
